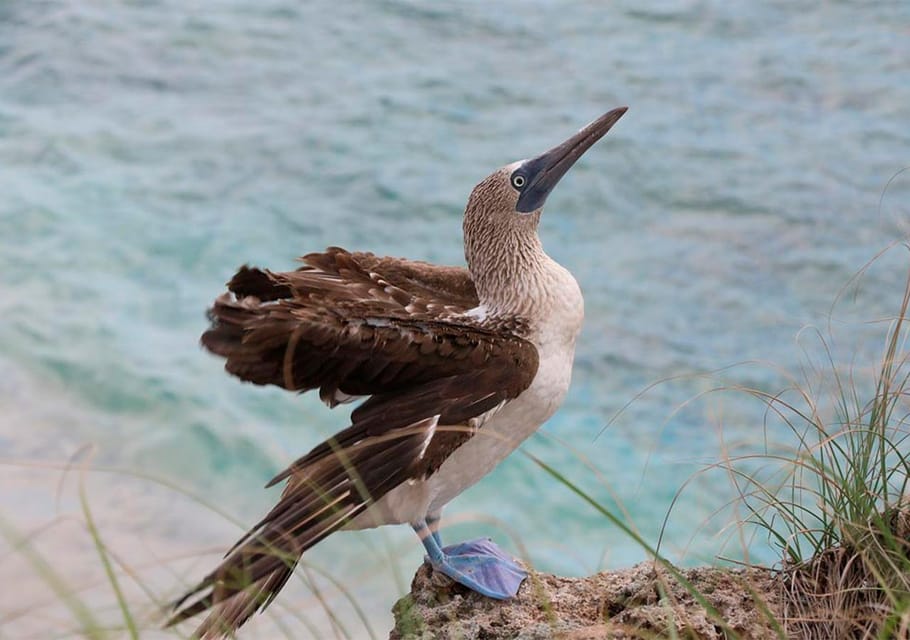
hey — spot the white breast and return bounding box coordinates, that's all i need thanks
[425,348,576,512]
[349,257,585,528]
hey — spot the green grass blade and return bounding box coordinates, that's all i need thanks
[0,513,104,639]
[78,477,139,640]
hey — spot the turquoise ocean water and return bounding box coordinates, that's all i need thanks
[1,2,909,637]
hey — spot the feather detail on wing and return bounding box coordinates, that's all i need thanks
[200,247,532,406]
[168,248,539,637]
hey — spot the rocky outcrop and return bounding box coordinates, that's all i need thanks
[390,561,782,639]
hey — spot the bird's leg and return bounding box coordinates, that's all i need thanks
[412,521,527,599]
[425,511,443,548]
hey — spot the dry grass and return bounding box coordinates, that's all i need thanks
[781,504,910,639]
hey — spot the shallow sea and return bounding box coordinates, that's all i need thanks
[1,1,909,637]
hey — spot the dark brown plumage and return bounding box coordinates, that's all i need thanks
[167,248,538,637]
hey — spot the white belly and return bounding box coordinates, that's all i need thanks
[425,346,575,513]
[347,254,585,529]
[346,341,577,529]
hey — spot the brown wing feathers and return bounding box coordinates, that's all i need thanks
[266,367,523,489]
[227,246,478,310]
[168,248,538,637]
[201,248,526,404]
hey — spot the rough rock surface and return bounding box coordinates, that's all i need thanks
[390,561,782,639]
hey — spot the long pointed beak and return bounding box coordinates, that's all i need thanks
[516,106,628,213]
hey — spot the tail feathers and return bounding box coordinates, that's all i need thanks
[166,419,432,638]
[166,512,365,638]
[165,522,313,639]
[168,565,294,639]
[165,455,381,637]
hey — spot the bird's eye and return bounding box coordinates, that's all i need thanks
[511,174,526,189]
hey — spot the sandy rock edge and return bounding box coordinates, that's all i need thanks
[390,561,782,640]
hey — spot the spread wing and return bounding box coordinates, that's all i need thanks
[200,246,520,405]
[168,247,538,637]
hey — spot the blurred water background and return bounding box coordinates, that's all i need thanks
[1,1,908,637]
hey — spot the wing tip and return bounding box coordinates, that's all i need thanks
[227,266,291,301]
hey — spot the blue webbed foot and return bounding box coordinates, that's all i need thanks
[426,537,527,599]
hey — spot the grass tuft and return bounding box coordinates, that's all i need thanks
[723,257,910,638]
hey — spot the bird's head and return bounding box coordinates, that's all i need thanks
[463,107,628,297]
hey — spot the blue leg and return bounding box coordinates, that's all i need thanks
[426,512,443,549]
[412,521,527,599]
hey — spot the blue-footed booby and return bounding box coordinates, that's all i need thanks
[167,106,627,638]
